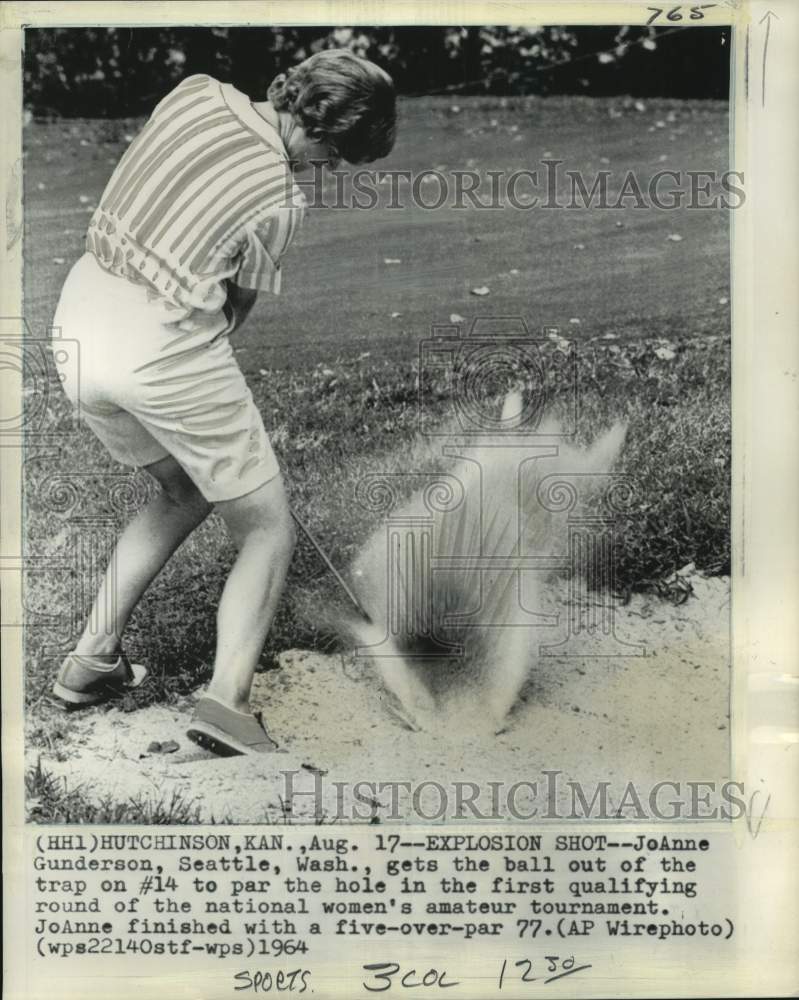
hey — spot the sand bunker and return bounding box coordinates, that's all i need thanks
[27,572,730,824]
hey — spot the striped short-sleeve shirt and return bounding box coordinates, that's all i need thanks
[85,74,305,315]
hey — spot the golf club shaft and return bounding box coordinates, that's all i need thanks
[290,508,373,624]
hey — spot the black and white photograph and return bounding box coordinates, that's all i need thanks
[15,19,738,824]
[3,3,799,998]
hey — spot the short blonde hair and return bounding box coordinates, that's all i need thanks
[268,49,396,164]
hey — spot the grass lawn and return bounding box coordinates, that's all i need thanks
[22,94,730,732]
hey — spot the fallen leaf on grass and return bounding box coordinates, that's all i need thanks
[301,762,328,776]
[657,574,694,605]
[145,740,180,755]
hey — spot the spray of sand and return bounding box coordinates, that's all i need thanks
[342,393,627,734]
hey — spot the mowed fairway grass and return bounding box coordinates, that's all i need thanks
[22,95,731,712]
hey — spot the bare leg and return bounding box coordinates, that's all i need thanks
[207,475,296,712]
[72,455,211,658]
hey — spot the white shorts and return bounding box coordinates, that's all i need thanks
[52,253,280,502]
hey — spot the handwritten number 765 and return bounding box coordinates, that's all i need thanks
[646,5,717,25]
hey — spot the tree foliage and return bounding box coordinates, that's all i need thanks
[24,25,730,117]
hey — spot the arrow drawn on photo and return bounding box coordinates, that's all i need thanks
[760,9,779,107]
[745,786,771,839]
